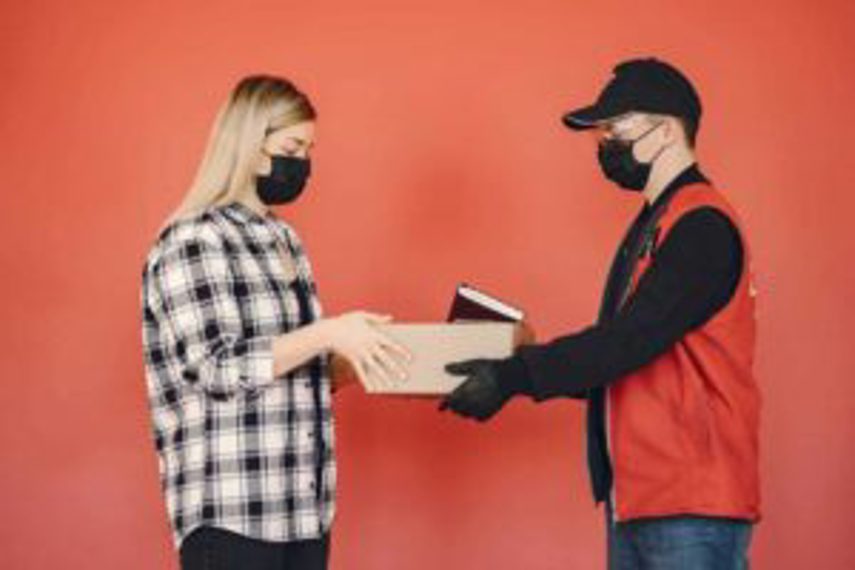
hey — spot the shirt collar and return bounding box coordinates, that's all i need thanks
[647,163,708,211]
[221,200,279,226]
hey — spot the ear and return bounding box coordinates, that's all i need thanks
[657,116,673,144]
[663,116,688,147]
[254,151,272,176]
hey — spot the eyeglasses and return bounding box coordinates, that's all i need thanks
[593,120,665,145]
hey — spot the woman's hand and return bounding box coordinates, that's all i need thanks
[322,311,411,392]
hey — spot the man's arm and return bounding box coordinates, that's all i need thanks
[515,207,743,400]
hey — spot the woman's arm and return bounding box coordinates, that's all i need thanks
[147,233,409,399]
[272,312,410,391]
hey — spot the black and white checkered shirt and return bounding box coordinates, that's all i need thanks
[140,201,335,549]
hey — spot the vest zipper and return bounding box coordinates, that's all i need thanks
[605,386,618,526]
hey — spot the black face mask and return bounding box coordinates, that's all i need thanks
[597,122,664,191]
[256,155,311,205]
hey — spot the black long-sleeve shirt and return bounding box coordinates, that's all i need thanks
[507,165,743,399]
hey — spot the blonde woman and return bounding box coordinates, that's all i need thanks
[140,75,409,570]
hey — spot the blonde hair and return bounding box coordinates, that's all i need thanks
[165,74,316,225]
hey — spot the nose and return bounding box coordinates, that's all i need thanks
[590,130,612,145]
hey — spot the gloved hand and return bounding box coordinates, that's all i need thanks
[439,357,529,422]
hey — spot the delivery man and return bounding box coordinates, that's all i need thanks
[440,57,761,569]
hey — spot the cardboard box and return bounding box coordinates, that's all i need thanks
[364,322,517,395]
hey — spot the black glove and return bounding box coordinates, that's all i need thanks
[439,357,530,422]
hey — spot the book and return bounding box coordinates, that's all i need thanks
[447,283,525,323]
[364,323,516,395]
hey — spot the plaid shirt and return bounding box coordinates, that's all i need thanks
[140,201,335,549]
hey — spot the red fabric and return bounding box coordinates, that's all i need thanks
[608,183,762,523]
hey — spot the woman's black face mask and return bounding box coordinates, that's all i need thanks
[256,155,311,205]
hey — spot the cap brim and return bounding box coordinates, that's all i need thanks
[562,104,617,130]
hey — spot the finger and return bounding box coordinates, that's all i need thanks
[358,355,384,391]
[453,381,493,419]
[374,345,409,381]
[352,359,375,393]
[375,334,412,363]
[369,348,405,385]
[368,359,391,393]
[448,397,476,419]
[355,354,386,393]
[445,360,477,376]
[443,386,475,416]
[440,378,470,410]
[365,351,395,389]
[363,312,393,325]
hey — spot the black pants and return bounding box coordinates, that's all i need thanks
[180,526,330,570]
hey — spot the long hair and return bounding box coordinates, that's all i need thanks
[165,74,316,225]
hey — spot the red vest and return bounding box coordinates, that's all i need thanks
[608,183,762,522]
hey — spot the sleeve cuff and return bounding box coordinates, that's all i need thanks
[234,335,276,394]
[495,355,534,397]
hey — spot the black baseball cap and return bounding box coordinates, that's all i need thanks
[563,58,702,133]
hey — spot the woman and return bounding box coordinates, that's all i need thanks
[140,74,410,569]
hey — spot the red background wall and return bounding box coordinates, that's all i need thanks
[2,1,854,568]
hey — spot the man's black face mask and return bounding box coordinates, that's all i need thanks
[597,121,665,192]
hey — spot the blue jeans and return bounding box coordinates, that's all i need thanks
[606,503,753,570]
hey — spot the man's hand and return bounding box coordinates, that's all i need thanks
[439,359,513,422]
